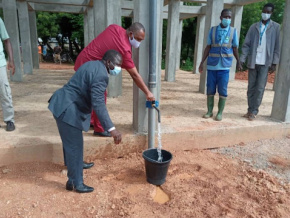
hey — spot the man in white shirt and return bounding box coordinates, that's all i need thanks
[0,17,15,131]
[240,3,280,121]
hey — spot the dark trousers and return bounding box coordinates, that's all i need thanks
[54,116,84,186]
[247,65,269,115]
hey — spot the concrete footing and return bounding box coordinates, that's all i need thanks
[0,66,289,167]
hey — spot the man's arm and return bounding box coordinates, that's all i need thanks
[91,69,122,144]
[4,39,15,75]
[233,47,242,71]
[198,45,211,73]
[240,26,253,65]
[126,67,155,101]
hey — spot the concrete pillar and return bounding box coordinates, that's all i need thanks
[156,0,164,102]
[271,0,290,123]
[165,0,180,82]
[175,19,183,70]
[229,5,243,81]
[199,0,224,94]
[193,14,205,74]
[105,0,121,26]
[3,0,22,82]
[87,6,95,42]
[105,0,122,98]
[84,11,89,47]
[29,10,39,69]
[273,27,283,91]
[132,0,150,133]
[18,1,33,74]
[93,0,106,37]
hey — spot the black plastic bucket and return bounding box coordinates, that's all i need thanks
[142,148,173,185]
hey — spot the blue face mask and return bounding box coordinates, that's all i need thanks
[222,18,231,27]
[109,64,122,76]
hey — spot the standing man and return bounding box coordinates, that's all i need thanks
[0,17,16,131]
[48,50,122,193]
[240,3,280,121]
[53,45,62,64]
[38,44,43,63]
[75,22,155,137]
[42,43,47,60]
[199,9,242,121]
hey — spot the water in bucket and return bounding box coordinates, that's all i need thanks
[157,123,163,162]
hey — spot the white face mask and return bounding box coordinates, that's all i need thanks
[129,34,141,48]
[261,13,271,21]
[108,63,122,76]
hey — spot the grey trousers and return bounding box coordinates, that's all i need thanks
[54,114,84,186]
[0,66,14,123]
[247,65,269,115]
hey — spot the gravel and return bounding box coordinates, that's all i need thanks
[211,137,290,185]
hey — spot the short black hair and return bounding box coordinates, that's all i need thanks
[221,9,231,16]
[264,3,275,11]
[102,50,122,65]
[128,22,145,33]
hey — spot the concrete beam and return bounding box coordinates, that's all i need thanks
[28,3,86,13]
[164,0,264,6]
[122,0,134,10]
[226,0,264,6]
[164,0,207,5]
[26,0,90,6]
[163,4,205,19]
[182,0,207,3]
[122,9,133,17]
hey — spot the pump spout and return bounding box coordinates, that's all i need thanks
[153,106,161,123]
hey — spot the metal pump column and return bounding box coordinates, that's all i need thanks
[148,0,157,149]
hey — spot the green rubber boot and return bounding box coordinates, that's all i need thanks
[203,95,214,118]
[215,97,226,121]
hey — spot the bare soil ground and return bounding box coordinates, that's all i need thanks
[1,144,289,218]
[0,63,289,218]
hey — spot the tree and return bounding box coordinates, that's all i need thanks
[36,12,59,43]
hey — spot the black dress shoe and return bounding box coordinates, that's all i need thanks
[93,130,111,137]
[6,121,15,131]
[66,181,94,193]
[83,161,94,169]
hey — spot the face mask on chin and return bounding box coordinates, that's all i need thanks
[129,34,141,48]
[261,13,271,21]
[109,64,122,76]
[221,18,231,27]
